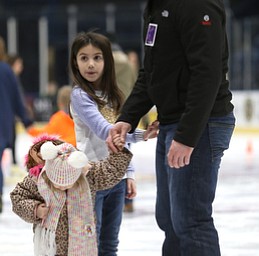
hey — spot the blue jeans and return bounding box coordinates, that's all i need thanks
[0,145,5,195]
[155,112,235,256]
[95,179,126,256]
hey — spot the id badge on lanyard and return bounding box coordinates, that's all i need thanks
[145,23,158,47]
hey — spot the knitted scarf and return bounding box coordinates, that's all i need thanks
[34,169,97,256]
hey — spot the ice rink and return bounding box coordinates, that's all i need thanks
[1,131,259,256]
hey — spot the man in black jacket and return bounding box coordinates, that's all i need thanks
[107,0,235,255]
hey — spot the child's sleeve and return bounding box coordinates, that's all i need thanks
[10,175,44,224]
[71,87,146,143]
[87,147,133,191]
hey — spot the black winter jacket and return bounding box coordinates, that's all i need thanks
[118,0,234,147]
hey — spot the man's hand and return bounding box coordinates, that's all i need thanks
[106,122,131,153]
[167,140,194,169]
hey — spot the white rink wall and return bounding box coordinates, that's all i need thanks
[229,90,259,130]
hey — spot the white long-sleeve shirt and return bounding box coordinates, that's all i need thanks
[70,86,144,179]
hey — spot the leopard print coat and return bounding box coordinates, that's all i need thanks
[10,148,132,255]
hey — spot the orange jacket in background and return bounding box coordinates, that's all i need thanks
[28,110,76,146]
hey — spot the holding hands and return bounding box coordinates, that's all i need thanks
[107,122,132,153]
[112,134,126,151]
[107,120,159,152]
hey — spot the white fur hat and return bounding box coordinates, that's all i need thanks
[40,142,88,187]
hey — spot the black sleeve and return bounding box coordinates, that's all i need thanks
[174,0,227,147]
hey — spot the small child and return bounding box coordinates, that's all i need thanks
[28,85,76,146]
[10,134,132,256]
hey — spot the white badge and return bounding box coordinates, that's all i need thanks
[145,23,158,47]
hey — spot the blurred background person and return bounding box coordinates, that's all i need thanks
[45,80,59,114]
[126,49,152,130]
[126,50,139,81]
[7,53,34,170]
[109,33,136,101]
[0,36,33,214]
[32,80,59,122]
[27,85,76,146]
[0,36,7,62]
[7,54,24,82]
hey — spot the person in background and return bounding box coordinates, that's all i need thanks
[10,134,132,256]
[33,80,59,122]
[27,85,76,146]
[69,31,158,256]
[7,53,33,168]
[126,49,151,130]
[107,1,235,255]
[0,36,33,214]
[108,33,137,101]
[45,80,59,114]
[126,50,139,82]
[0,36,7,62]
[7,54,24,79]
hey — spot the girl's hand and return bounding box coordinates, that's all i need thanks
[106,122,131,153]
[125,178,137,199]
[112,134,125,151]
[143,120,159,140]
[36,203,49,220]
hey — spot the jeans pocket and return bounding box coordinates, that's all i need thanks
[208,122,235,160]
